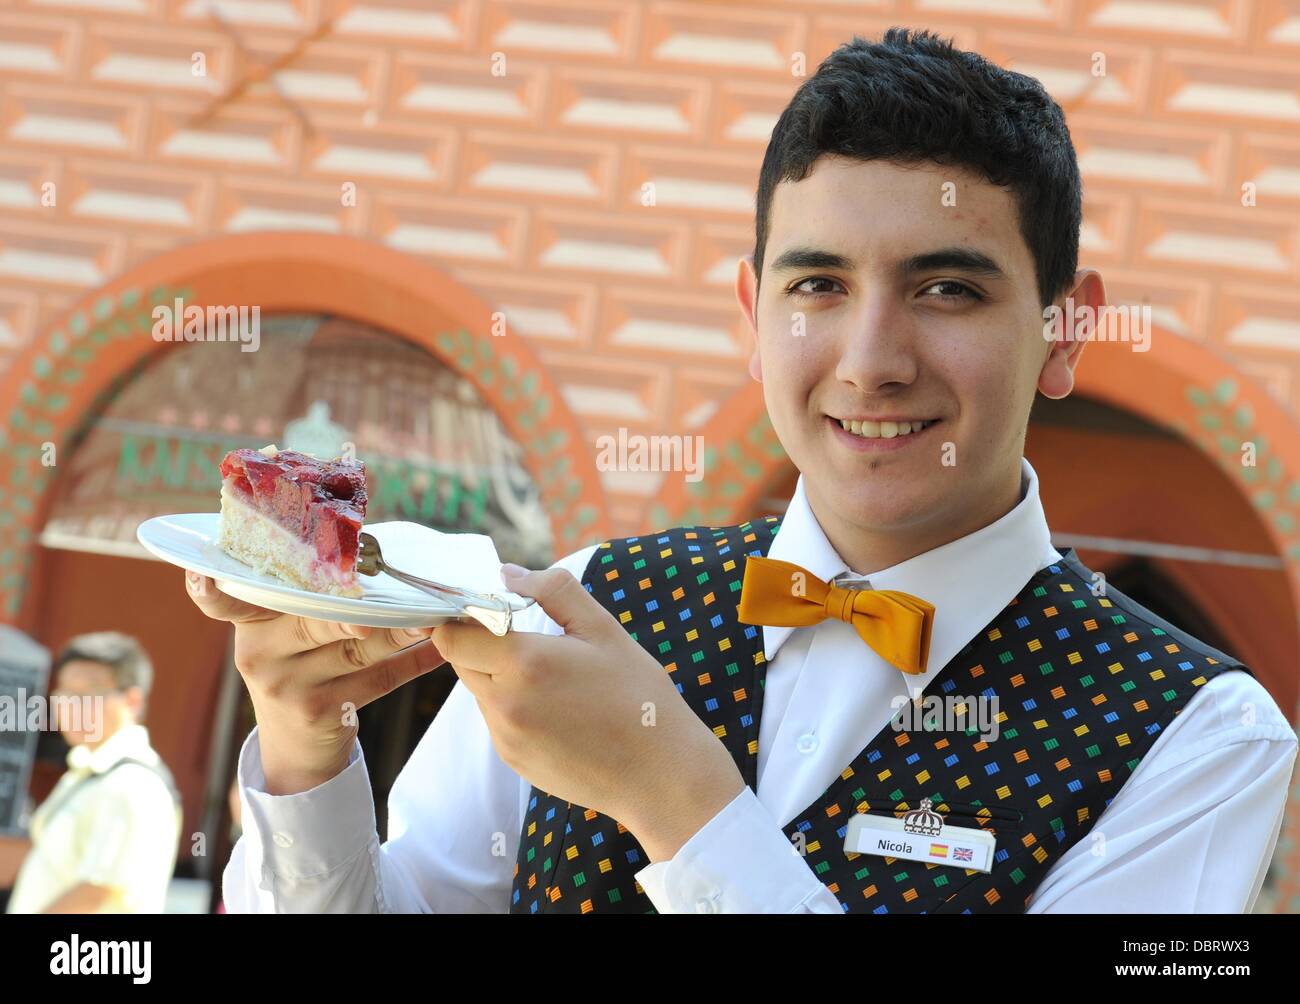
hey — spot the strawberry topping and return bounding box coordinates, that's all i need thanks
[219,448,368,569]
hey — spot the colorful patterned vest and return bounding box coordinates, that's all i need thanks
[509,516,1251,914]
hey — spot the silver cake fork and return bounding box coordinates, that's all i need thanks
[356,531,519,636]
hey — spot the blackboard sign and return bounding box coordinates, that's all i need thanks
[0,627,50,835]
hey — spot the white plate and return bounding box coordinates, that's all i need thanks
[136,513,536,630]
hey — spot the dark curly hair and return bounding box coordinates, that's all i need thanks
[754,28,1082,308]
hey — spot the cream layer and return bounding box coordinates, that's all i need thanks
[217,481,364,599]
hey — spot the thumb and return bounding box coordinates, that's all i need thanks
[500,563,609,638]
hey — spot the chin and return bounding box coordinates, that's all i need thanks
[845,492,940,530]
[816,473,946,528]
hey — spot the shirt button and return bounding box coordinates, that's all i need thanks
[796,732,819,754]
[272,831,294,848]
[695,891,721,914]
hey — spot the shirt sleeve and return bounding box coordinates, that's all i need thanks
[74,766,179,898]
[1026,669,1299,913]
[223,543,600,914]
[634,785,844,913]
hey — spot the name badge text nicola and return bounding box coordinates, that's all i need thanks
[843,797,997,874]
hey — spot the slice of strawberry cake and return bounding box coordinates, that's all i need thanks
[217,444,369,598]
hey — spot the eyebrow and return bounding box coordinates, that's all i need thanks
[767,245,1009,282]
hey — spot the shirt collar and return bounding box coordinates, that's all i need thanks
[761,456,1057,680]
[66,722,153,774]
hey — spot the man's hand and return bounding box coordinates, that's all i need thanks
[432,564,746,862]
[185,570,446,795]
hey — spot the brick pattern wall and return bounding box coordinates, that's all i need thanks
[2,0,1299,532]
[1,0,1298,913]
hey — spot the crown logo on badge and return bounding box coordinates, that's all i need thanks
[902,797,944,836]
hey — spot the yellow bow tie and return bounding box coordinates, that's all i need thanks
[737,556,936,675]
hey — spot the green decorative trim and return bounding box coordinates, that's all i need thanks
[0,284,184,618]
[426,325,592,550]
[658,409,788,528]
[1183,378,1300,587]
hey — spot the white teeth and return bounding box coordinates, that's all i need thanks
[837,418,933,439]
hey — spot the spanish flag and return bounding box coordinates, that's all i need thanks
[930,843,949,857]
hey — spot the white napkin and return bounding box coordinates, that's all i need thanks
[361,520,526,606]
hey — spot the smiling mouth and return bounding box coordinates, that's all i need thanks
[831,417,940,440]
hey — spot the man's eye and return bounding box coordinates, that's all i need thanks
[787,277,843,298]
[921,280,983,301]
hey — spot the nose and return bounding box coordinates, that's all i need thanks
[833,287,919,393]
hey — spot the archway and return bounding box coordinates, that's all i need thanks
[0,233,610,625]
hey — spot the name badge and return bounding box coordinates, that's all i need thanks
[842,797,997,873]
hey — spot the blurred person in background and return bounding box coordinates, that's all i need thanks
[1,632,182,913]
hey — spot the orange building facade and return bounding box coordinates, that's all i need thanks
[0,0,1298,910]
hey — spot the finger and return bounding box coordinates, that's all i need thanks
[445,656,494,701]
[187,568,402,661]
[500,566,609,638]
[321,638,448,711]
[295,624,441,679]
[185,570,281,625]
[186,569,366,655]
[284,615,391,658]
[430,620,534,678]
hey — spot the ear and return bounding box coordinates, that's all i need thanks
[1038,268,1104,400]
[122,685,145,720]
[736,253,762,382]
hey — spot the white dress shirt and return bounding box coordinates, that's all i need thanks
[224,456,1298,913]
[8,723,182,914]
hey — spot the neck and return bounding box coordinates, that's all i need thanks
[82,718,132,752]
[806,460,1024,576]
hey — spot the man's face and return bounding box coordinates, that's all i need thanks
[739,155,1072,550]
[51,660,131,747]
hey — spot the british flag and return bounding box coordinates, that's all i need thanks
[953,847,973,862]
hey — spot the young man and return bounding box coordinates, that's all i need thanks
[3,632,182,914]
[193,29,1297,914]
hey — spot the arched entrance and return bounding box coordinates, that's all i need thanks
[0,232,610,626]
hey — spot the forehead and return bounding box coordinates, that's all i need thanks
[55,659,118,689]
[765,155,1032,277]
